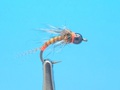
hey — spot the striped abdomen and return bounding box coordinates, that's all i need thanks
[41,35,64,51]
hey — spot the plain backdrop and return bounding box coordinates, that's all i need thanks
[0,0,120,90]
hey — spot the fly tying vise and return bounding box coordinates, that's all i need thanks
[40,28,87,63]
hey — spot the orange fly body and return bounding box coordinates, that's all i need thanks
[40,30,73,51]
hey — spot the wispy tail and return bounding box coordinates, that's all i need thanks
[17,48,40,58]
